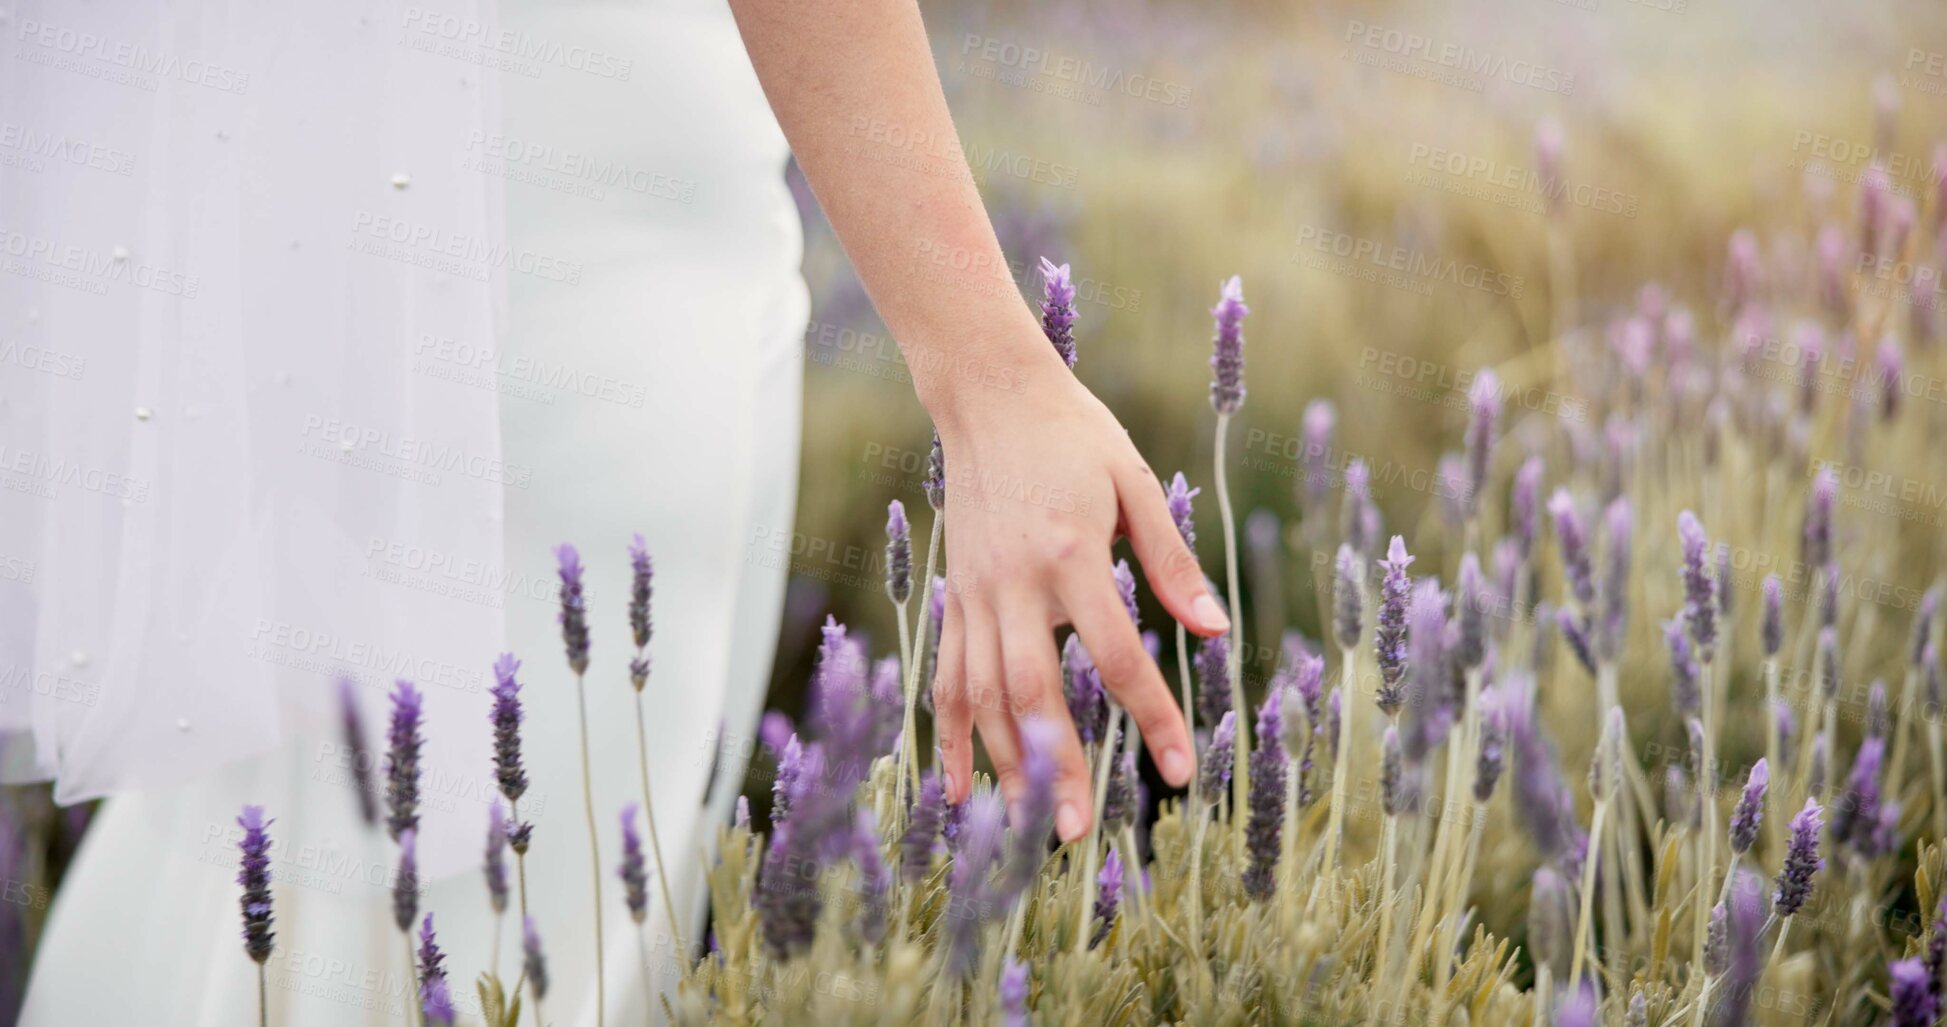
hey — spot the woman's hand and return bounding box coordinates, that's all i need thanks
[928,335,1231,841]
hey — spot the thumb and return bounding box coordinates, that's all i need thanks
[1117,464,1230,637]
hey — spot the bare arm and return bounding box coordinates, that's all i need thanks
[730,0,1228,838]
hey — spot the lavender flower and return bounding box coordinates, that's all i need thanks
[1001,721,1061,899]
[851,811,889,945]
[237,805,274,963]
[1761,575,1784,658]
[1818,627,1841,700]
[923,431,946,511]
[1555,978,1596,1027]
[1375,536,1415,713]
[1244,690,1287,900]
[773,734,804,827]
[1597,498,1632,660]
[885,500,912,605]
[1474,697,1507,802]
[1558,607,1596,676]
[1208,275,1248,414]
[1333,544,1364,651]
[1039,258,1078,368]
[1464,370,1500,516]
[1891,958,1939,1027]
[1729,758,1767,854]
[1666,616,1701,719]
[337,680,378,827]
[756,830,819,958]
[1512,456,1544,562]
[1703,903,1728,974]
[1195,635,1233,729]
[1166,472,1200,551]
[619,803,648,925]
[422,976,456,1027]
[1454,552,1486,672]
[1808,734,1830,798]
[554,543,590,674]
[385,680,424,841]
[523,916,549,1000]
[946,792,1006,976]
[1550,489,1596,608]
[628,532,653,652]
[1714,870,1766,1027]
[1805,468,1837,570]
[1300,400,1335,510]
[1714,541,1735,619]
[1000,958,1031,1027]
[1380,725,1404,817]
[1402,579,1452,762]
[1203,711,1238,803]
[1528,866,1573,978]
[1678,510,1718,656]
[1342,459,1381,559]
[490,654,529,807]
[1091,847,1124,948]
[1829,737,1885,855]
[393,828,418,933]
[901,772,946,885]
[1113,559,1140,627]
[485,800,510,915]
[1774,700,1797,772]
[735,795,750,830]
[417,913,448,1002]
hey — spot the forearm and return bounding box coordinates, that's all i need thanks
[728,0,1054,422]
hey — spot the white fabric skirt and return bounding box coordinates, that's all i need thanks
[6,0,806,1022]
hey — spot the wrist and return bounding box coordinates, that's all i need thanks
[909,310,1061,432]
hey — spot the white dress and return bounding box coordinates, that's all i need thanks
[2,0,805,1023]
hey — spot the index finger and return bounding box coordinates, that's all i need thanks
[1058,567,1194,789]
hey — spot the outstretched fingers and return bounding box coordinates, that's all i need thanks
[1059,565,1195,789]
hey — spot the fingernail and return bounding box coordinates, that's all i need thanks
[1192,594,1231,633]
[1161,746,1192,786]
[1056,801,1086,842]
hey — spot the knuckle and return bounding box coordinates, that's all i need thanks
[1093,641,1145,684]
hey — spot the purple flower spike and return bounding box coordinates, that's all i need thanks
[1714,541,1734,619]
[1597,498,1632,661]
[1000,958,1031,1027]
[1717,870,1766,1025]
[1202,711,1238,804]
[1761,575,1784,658]
[1039,258,1078,369]
[1474,697,1507,803]
[946,792,1006,977]
[1091,847,1124,948]
[1549,490,1595,608]
[1166,472,1200,552]
[522,916,549,1000]
[1208,275,1249,414]
[490,654,529,810]
[885,500,912,605]
[554,543,590,674]
[423,976,457,1027]
[1195,634,1234,729]
[1300,400,1335,509]
[237,805,275,964]
[1455,552,1486,672]
[923,431,946,511]
[1805,468,1837,570]
[1464,370,1500,515]
[1001,720,1061,897]
[901,772,947,885]
[386,680,425,841]
[1333,544,1364,651]
[1380,725,1404,817]
[619,803,648,925]
[485,800,510,915]
[393,828,419,933]
[1891,958,1939,1027]
[628,533,654,654]
[337,679,378,827]
[418,912,448,1004]
[1665,617,1700,719]
[1113,559,1140,627]
[1555,979,1596,1027]
[851,811,890,945]
[1830,737,1886,855]
[1558,607,1595,676]
[1678,510,1717,656]
[1403,578,1451,762]
[1244,690,1288,901]
[1729,759,1768,854]
[1063,636,1106,744]
[1374,536,1415,713]
[1103,747,1138,833]
[1512,456,1544,561]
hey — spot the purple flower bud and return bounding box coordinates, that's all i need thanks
[1558,608,1595,676]
[1528,866,1573,978]
[422,975,456,1027]
[1717,870,1767,1025]
[1039,258,1078,368]
[1818,627,1841,700]
[1203,711,1238,803]
[923,431,946,511]
[1455,552,1487,672]
[1403,579,1452,762]
[1301,400,1335,510]
[1244,690,1288,901]
[772,733,803,828]
[1914,585,1940,670]
[1597,499,1633,661]
[1830,736,1886,855]
[1195,635,1233,729]
[1375,536,1415,712]
[1774,799,1823,917]
[885,500,912,605]
[1380,724,1405,818]
[1342,459,1381,559]
[1730,759,1768,854]
[1666,616,1701,719]
[946,791,1006,976]
[1166,472,1200,552]
[1000,721,1061,900]
[1703,902,1729,976]
[417,912,448,1006]
[1512,456,1544,562]
[1464,370,1500,515]
[901,772,946,885]
[554,543,590,674]
[1891,958,1939,1027]
[851,811,890,945]
[1103,747,1138,833]
[1805,468,1837,570]
[386,680,425,841]
[393,828,419,933]
[1332,545,1364,651]
[619,803,649,924]
[1000,958,1031,1027]
[1555,978,1596,1027]
[485,801,510,915]
[237,805,275,964]
[523,916,549,1000]
[1113,559,1140,628]
[628,533,654,654]
[490,655,529,809]
[1091,847,1124,947]
[1208,275,1248,414]
[1474,697,1507,803]
[1773,700,1797,773]
[336,680,378,827]
[1761,575,1785,658]
[1678,510,1717,656]
[1550,490,1596,609]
